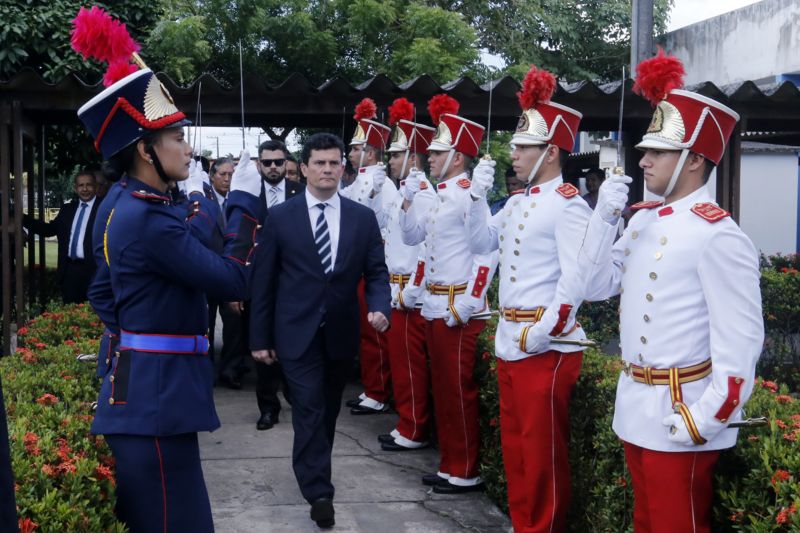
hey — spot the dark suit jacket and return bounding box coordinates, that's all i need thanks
[25,198,100,277]
[249,193,391,361]
[259,179,305,219]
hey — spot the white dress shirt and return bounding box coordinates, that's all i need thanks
[68,196,96,260]
[306,188,341,270]
[265,179,287,209]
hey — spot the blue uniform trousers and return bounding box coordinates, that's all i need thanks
[281,328,352,503]
[105,432,213,533]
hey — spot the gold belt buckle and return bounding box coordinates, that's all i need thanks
[622,361,632,377]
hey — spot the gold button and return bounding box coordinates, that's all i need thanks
[431,268,435,273]
[510,276,517,282]
[720,418,727,423]
[511,265,517,271]
[515,238,520,244]
[638,354,644,362]
[735,377,742,384]
[732,399,739,406]
[524,212,529,218]
[655,252,663,260]
[109,398,115,405]
[430,256,435,261]
[646,293,653,302]
[531,202,537,208]
[499,249,504,254]
[632,231,639,239]
[643,314,650,322]
[518,224,525,230]
[640,336,647,344]
[500,235,505,241]
[649,272,657,280]
[625,249,631,256]
[660,236,668,245]
[513,250,520,256]
[109,375,115,383]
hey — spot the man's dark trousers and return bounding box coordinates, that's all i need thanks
[281,327,351,502]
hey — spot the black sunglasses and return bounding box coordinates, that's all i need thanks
[260,158,286,167]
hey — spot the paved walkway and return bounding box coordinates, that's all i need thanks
[200,382,512,532]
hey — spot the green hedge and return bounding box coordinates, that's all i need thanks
[3,303,125,532]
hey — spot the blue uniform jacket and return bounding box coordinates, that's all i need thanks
[91,176,259,436]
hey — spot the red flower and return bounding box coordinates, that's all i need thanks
[488,335,496,341]
[95,465,115,486]
[771,469,791,487]
[762,380,779,393]
[776,394,794,404]
[776,419,788,429]
[747,435,759,442]
[57,461,77,475]
[784,432,798,442]
[616,476,628,487]
[23,432,40,456]
[729,511,743,522]
[18,517,38,533]
[34,343,46,350]
[35,394,58,406]
[777,507,792,525]
[17,327,28,336]
[481,351,492,361]
[41,464,56,477]
[64,340,75,346]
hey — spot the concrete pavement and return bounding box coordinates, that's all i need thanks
[199,383,512,532]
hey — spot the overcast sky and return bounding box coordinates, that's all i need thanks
[667,0,763,31]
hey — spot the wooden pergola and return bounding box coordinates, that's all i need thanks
[1,68,799,354]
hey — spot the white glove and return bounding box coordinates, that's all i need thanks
[229,150,261,197]
[403,169,423,202]
[184,159,205,197]
[398,285,419,310]
[662,412,694,446]
[372,165,387,193]
[470,159,496,200]
[512,311,558,355]
[597,172,632,225]
[444,299,477,327]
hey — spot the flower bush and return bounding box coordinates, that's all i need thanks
[2,303,125,532]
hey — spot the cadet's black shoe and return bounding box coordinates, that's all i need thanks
[381,441,428,452]
[377,433,395,445]
[219,374,243,390]
[310,498,335,528]
[256,412,277,431]
[350,403,390,415]
[433,481,486,494]
[422,473,450,487]
[345,397,362,408]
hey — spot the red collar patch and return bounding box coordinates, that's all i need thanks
[400,180,406,187]
[631,200,664,211]
[420,181,429,190]
[691,202,730,223]
[555,183,579,199]
[131,190,170,204]
[437,182,447,190]
[359,167,367,173]
[529,186,541,195]
[457,178,471,189]
[658,206,674,217]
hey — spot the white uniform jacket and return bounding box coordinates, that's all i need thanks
[400,172,499,321]
[379,177,436,308]
[468,177,593,361]
[577,186,764,452]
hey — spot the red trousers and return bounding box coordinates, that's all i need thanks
[426,318,485,479]
[624,442,719,533]
[357,280,391,403]
[497,351,582,533]
[386,308,430,442]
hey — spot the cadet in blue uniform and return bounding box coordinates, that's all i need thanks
[78,67,262,532]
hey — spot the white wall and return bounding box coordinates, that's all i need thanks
[664,0,800,86]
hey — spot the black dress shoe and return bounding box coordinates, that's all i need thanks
[345,397,362,408]
[310,498,335,528]
[433,481,486,494]
[256,412,277,431]
[350,403,390,415]
[381,440,428,452]
[377,433,395,445]
[219,374,243,390]
[422,473,450,487]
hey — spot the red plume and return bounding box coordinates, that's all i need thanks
[517,65,556,110]
[427,94,459,125]
[388,98,414,126]
[354,98,377,121]
[633,47,685,107]
[103,60,138,87]
[71,6,140,64]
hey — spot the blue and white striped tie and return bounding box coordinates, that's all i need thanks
[315,203,332,274]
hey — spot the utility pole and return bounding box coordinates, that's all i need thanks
[631,0,655,73]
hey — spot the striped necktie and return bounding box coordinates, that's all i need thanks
[314,203,332,274]
[69,202,88,259]
[268,186,279,208]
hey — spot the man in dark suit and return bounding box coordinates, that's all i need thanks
[250,133,390,529]
[249,140,304,429]
[24,171,99,303]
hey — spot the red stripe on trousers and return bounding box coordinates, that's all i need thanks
[154,437,168,533]
[497,351,582,533]
[426,318,484,478]
[357,280,392,402]
[624,441,719,533]
[387,308,430,442]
